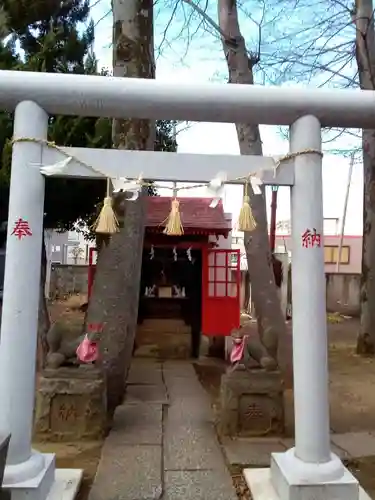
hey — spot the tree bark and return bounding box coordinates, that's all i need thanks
[244,270,251,312]
[218,0,287,363]
[37,236,50,372]
[354,0,375,355]
[86,0,155,415]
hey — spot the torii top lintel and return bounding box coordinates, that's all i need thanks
[0,70,375,129]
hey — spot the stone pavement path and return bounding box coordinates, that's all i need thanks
[89,359,237,500]
[222,433,375,468]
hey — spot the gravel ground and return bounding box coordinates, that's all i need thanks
[232,471,252,499]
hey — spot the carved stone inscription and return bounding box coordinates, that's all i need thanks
[239,394,281,436]
[219,370,285,437]
[58,402,77,422]
[51,394,85,433]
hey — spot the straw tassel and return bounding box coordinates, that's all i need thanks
[238,181,256,232]
[93,179,119,234]
[163,198,183,235]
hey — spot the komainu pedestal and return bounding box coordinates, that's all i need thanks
[34,366,107,442]
[219,368,285,437]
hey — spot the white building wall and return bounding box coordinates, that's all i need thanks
[209,212,233,250]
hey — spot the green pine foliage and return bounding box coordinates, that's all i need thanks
[156,120,178,153]
[0,0,177,233]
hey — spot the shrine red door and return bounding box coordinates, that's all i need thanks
[202,248,241,336]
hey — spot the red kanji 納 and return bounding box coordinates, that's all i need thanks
[301,228,321,248]
[11,218,32,240]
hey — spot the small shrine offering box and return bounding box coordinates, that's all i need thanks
[158,286,172,298]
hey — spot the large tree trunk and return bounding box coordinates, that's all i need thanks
[218,0,287,363]
[111,0,155,384]
[86,195,146,415]
[354,0,375,355]
[86,0,155,415]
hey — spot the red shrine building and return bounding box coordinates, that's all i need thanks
[89,197,241,358]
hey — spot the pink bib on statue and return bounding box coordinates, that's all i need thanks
[230,335,248,364]
[76,335,98,363]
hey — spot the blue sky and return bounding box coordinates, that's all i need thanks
[89,0,363,235]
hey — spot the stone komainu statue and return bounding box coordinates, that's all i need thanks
[229,326,277,372]
[45,321,101,369]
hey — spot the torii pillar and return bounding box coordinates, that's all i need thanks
[0,101,82,500]
[245,116,367,500]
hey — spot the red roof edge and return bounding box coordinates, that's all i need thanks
[145,197,232,234]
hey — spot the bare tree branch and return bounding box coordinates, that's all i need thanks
[181,0,227,37]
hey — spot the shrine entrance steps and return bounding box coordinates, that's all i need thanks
[88,359,237,500]
[134,319,193,359]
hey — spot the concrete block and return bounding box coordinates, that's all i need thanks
[219,369,284,437]
[244,468,371,500]
[34,368,106,442]
[270,452,359,500]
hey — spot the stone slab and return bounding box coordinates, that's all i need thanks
[108,403,162,445]
[164,421,225,470]
[280,437,351,460]
[164,368,210,406]
[166,398,213,423]
[164,373,203,385]
[222,437,287,467]
[163,362,196,378]
[164,375,201,386]
[89,445,162,500]
[244,468,372,500]
[47,469,83,500]
[125,384,168,405]
[165,378,208,398]
[127,362,163,385]
[331,432,375,459]
[164,470,237,500]
[129,359,162,368]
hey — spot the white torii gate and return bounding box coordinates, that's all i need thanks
[0,70,371,500]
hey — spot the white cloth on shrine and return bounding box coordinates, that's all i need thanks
[250,175,262,194]
[111,177,142,200]
[38,157,73,176]
[206,171,227,207]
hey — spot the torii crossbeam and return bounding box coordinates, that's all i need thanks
[0,71,372,500]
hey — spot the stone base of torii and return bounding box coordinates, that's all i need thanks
[0,72,373,500]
